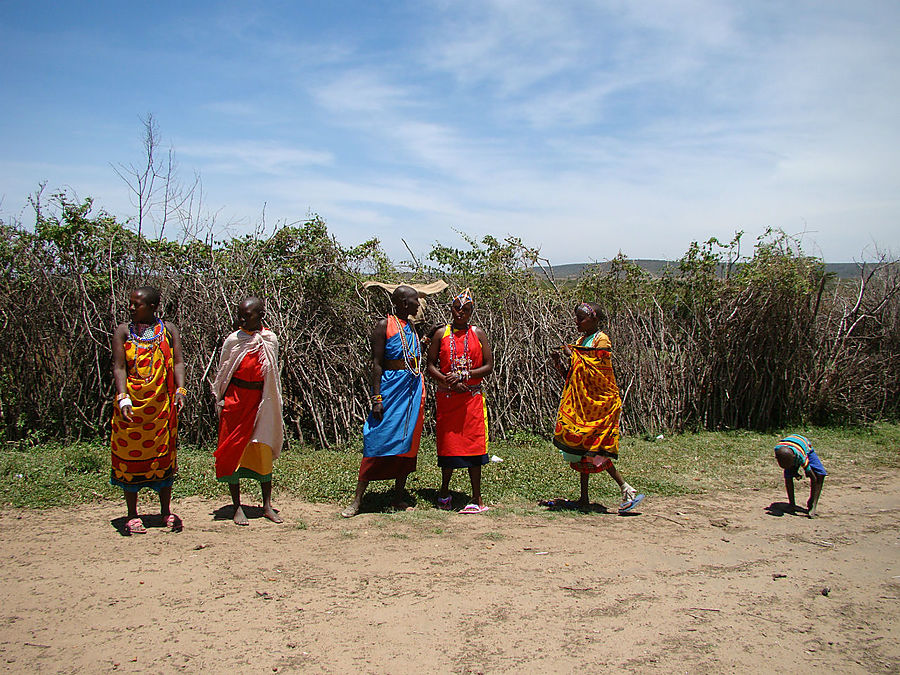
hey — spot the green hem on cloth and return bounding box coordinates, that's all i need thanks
[217,468,272,484]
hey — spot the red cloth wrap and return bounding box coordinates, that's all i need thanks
[214,350,265,479]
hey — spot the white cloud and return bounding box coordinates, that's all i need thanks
[177,141,333,175]
[312,70,415,115]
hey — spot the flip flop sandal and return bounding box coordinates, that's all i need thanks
[164,514,183,532]
[125,517,146,535]
[618,493,645,512]
[459,503,489,514]
[437,496,453,511]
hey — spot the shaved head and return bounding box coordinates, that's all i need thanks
[391,285,419,320]
[134,286,161,307]
[392,285,417,303]
[239,296,264,313]
[774,446,796,470]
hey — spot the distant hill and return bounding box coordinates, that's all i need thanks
[539,260,873,280]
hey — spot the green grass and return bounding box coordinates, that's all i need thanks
[1,424,898,509]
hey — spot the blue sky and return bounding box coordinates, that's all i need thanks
[1,1,897,265]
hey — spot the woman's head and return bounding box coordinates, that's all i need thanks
[450,288,475,327]
[574,302,604,334]
[237,297,265,332]
[129,287,160,324]
[391,285,420,320]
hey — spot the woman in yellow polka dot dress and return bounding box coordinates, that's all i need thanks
[111,286,186,534]
[550,302,643,513]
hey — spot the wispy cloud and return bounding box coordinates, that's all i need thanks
[177,141,333,175]
[311,70,417,116]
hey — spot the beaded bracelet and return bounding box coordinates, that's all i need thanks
[115,392,129,402]
[371,394,383,403]
[176,387,188,397]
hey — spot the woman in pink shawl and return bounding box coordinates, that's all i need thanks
[213,298,284,525]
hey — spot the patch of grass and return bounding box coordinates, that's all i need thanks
[480,531,505,541]
[0,440,116,508]
[1,424,898,509]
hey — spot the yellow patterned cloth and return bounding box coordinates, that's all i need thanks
[553,331,621,460]
[110,325,178,490]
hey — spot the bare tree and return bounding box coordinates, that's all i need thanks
[112,114,203,263]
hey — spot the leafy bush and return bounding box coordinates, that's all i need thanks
[0,192,897,449]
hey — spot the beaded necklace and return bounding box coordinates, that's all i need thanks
[448,324,471,375]
[128,318,165,383]
[392,316,421,376]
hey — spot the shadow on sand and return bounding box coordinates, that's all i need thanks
[764,501,808,517]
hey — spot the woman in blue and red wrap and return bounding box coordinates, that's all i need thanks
[342,285,425,517]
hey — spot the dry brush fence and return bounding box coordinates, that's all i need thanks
[1,196,897,448]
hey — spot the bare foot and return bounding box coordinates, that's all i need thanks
[341,502,360,518]
[575,498,590,511]
[263,507,283,524]
[233,505,249,526]
[807,501,818,518]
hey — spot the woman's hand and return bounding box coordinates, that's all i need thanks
[550,348,570,378]
[174,391,186,412]
[372,401,384,421]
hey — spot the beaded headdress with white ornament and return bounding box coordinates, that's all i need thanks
[453,287,475,308]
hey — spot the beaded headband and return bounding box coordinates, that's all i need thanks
[453,287,475,308]
[577,302,596,317]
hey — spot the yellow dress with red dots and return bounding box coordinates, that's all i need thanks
[553,331,621,471]
[110,324,178,491]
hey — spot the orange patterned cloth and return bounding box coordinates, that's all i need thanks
[110,324,178,490]
[553,331,621,461]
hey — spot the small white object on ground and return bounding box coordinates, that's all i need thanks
[490,455,503,462]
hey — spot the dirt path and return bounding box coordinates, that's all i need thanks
[1,472,898,673]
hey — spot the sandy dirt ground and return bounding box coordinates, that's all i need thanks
[1,471,898,674]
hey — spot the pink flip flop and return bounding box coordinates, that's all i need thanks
[164,514,183,532]
[437,496,453,511]
[459,503,489,514]
[125,517,146,535]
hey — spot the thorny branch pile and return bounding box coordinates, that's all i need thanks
[1,193,897,447]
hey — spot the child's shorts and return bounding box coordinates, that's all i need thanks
[805,449,827,477]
